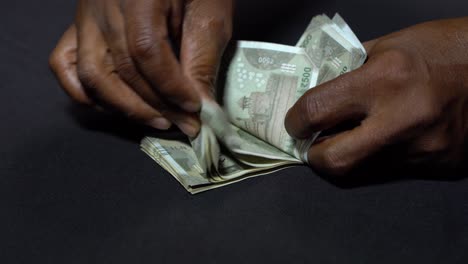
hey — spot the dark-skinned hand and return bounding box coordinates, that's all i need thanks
[49,0,233,137]
[286,18,468,175]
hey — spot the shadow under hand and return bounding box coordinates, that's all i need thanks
[66,103,187,144]
[321,149,468,189]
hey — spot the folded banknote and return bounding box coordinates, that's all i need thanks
[141,13,367,194]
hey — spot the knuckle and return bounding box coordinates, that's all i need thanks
[128,28,165,60]
[303,93,326,125]
[190,64,217,86]
[129,36,156,60]
[199,17,232,42]
[321,146,353,175]
[114,55,140,84]
[48,50,60,70]
[380,49,414,83]
[77,60,100,91]
[412,93,441,126]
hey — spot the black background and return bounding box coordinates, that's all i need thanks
[1,0,468,263]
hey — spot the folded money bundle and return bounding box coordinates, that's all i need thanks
[141,14,367,194]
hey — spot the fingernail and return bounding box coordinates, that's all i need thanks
[147,117,172,130]
[178,121,200,138]
[182,100,201,113]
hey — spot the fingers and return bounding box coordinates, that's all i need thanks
[90,1,201,136]
[285,37,383,140]
[96,1,166,112]
[76,8,171,129]
[122,0,201,112]
[49,25,93,105]
[285,65,372,139]
[307,116,391,175]
[180,0,233,98]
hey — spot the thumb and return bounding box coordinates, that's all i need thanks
[180,0,233,99]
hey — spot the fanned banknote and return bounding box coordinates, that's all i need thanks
[141,13,367,194]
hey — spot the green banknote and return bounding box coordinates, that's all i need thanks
[141,13,367,194]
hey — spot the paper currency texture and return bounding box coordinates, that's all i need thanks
[141,13,366,194]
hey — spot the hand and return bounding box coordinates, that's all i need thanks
[49,0,233,137]
[286,18,468,175]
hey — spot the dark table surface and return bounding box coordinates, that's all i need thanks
[1,0,468,263]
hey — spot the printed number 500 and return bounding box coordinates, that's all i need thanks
[258,57,274,65]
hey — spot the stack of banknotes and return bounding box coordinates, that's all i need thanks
[141,14,367,194]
